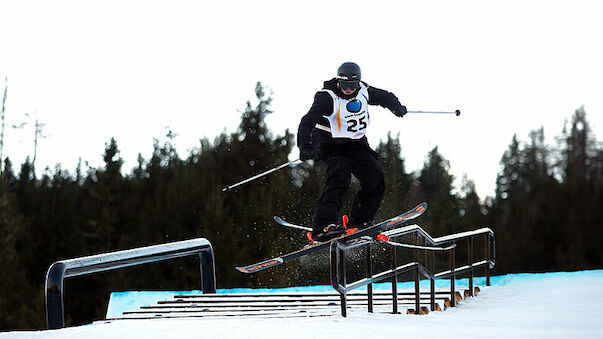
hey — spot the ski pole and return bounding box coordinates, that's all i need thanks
[406,109,461,116]
[222,159,302,192]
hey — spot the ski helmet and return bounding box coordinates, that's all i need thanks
[337,62,361,91]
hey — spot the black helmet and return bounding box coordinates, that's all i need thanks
[337,62,361,91]
[337,62,361,80]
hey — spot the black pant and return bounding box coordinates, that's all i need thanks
[313,148,385,231]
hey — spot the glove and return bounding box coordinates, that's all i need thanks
[299,147,315,161]
[393,105,407,117]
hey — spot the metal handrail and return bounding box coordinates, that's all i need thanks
[330,224,495,316]
[385,224,494,245]
[45,238,216,329]
[383,224,496,267]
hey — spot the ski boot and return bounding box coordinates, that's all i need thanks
[307,216,359,244]
[307,224,345,243]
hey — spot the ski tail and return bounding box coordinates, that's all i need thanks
[236,257,284,273]
[274,216,312,231]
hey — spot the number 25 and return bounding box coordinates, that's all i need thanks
[347,117,367,132]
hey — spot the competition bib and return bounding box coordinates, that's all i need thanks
[321,83,370,139]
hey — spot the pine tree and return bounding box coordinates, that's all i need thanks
[192,82,296,287]
[374,133,413,220]
[556,107,602,268]
[417,146,460,236]
[458,175,484,229]
[82,138,124,253]
[495,134,522,202]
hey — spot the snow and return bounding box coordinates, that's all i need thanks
[2,270,602,338]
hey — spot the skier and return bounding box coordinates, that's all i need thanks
[297,62,407,242]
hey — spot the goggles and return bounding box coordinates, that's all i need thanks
[338,79,360,91]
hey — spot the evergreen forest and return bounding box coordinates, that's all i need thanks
[0,83,601,330]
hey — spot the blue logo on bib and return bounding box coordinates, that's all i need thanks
[346,100,362,113]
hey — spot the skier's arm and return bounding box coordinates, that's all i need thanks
[367,86,407,117]
[297,92,332,158]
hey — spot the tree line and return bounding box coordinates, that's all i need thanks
[0,83,601,330]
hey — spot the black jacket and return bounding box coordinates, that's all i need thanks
[297,78,403,158]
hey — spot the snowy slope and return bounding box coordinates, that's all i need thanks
[2,270,602,338]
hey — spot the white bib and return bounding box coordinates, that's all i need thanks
[321,83,370,139]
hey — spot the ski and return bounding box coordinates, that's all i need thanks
[275,214,453,251]
[236,202,427,274]
[273,216,311,231]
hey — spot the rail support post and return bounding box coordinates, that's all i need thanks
[413,234,420,314]
[450,243,456,307]
[366,244,373,313]
[468,236,474,297]
[391,245,398,314]
[430,250,436,311]
[45,262,67,329]
[199,246,217,293]
[486,235,492,286]
[338,246,347,316]
[330,241,347,317]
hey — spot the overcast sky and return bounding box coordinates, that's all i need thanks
[1,0,601,199]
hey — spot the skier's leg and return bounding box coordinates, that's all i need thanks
[349,150,385,228]
[313,156,352,232]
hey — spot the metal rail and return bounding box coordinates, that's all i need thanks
[45,238,216,329]
[330,224,495,316]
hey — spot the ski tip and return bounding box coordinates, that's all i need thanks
[405,202,428,218]
[274,216,283,223]
[236,258,284,274]
[386,202,428,226]
[404,202,427,219]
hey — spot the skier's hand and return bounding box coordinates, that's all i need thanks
[392,105,407,117]
[299,148,315,161]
